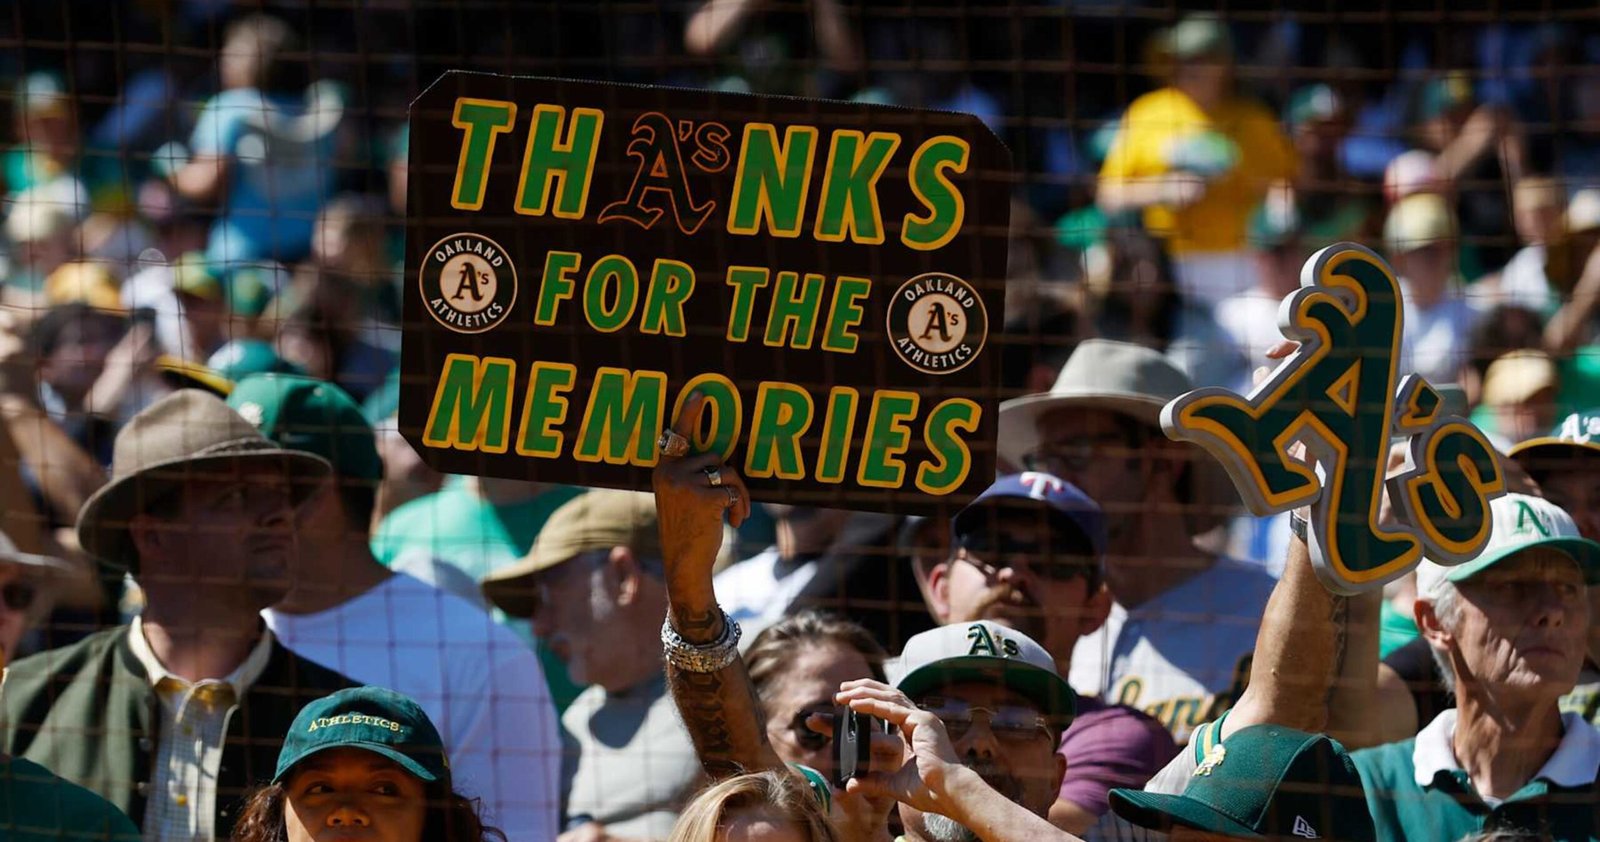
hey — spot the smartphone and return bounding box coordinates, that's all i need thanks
[833,706,873,788]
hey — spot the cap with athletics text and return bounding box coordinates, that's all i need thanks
[887,620,1075,729]
[1508,409,1600,473]
[1110,724,1374,841]
[1415,493,1600,601]
[274,686,449,785]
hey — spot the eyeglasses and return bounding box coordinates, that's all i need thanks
[1,581,36,612]
[917,697,1052,744]
[1020,432,1144,476]
[955,533,1097,583]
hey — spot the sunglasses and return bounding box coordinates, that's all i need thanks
[1,581,36,612]
[918,697,1052,744]
[955,533,1097,583]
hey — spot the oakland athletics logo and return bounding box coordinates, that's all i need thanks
[420,233,518,334]
[886,272,988,375]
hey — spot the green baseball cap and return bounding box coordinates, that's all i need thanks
[274,686,449,785]
[1508,409,1600,473]
[1415,493,1600,599]
[1286,84,1346,130]
[227,374,383,482]
[1110,725,1375,841]
[887,620,1075,730]
[207,339,303,383]
[1165,14,1234,62]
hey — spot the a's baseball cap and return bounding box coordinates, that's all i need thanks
[481,490,653,617]
[1508,409,1600,471]
[952,473,1106,564]
[887,620,1075,729]
[171,252,223,300]
[274,686,449,785]
[1165,15,1233,62]
[1415,493,1600,601]
[227,374,383,482]
[1110,724,1375,841]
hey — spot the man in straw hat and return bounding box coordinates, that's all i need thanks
[998,338,1274,743]
[0,389,355,840]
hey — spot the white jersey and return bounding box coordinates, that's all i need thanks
[1069,557,1274,744]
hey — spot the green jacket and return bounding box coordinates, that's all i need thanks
[0,626,354,837]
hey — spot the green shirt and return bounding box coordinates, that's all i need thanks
[0,756,139,841]
[370,479,584,580]
[1352,715,1600,841]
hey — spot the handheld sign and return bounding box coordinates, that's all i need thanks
[1161,243,1506,594]
[399,72,1011,513]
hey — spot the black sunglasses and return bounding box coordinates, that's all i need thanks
[790,708,834,752]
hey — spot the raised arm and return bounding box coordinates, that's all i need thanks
[652,392,783,780]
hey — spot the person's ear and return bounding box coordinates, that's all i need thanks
[610,545,640,606]
[926,559,955,624]
[1079,581,1113,637]
[1052,750,1068,792]
[1414,597,1453,650]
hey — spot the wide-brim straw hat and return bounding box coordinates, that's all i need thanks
[998,339,1240,530]
[76,389,331,571]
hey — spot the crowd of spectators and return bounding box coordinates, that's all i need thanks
[4,2,1600,841]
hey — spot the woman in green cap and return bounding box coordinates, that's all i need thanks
[231,686,504,842]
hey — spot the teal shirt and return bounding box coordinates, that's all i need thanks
[0,756,140,841]
[370,479,584,580]
[1353,738,1600,841]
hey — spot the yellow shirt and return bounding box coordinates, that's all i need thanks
[1100,88,1295,254]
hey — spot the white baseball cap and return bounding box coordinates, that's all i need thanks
[886,620,1076,727]
[1415,493,1600,601]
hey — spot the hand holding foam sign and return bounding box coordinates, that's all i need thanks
[1162,243,1506,594]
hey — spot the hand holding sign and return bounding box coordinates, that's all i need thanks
[1162,243,1506,594]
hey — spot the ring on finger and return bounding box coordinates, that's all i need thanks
[702,466,724,487]
[724,485,739,507]
[656,429,690,458]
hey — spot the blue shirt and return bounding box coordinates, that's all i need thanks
[189,87,338,264]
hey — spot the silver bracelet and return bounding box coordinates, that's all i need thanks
[661,609,742,673]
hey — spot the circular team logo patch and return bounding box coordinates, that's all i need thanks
[420,233,517,334]
[886,272,988,375]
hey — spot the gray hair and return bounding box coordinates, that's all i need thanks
[1422,581,1463,696]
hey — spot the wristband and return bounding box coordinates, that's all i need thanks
[661,609,742,673]
[1289,511,1309,542]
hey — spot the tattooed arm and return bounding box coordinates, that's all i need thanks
[653,393,785,779]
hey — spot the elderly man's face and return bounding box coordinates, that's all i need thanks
[1446,548,1590,698]
[902,680,1064,841]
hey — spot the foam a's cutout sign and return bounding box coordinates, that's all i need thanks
[1161,243,1506,594]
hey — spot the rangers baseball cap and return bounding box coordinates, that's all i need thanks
[887,620,1075,729]
[1110,724,1375,841]
[952,473,1105,557]
[275,686,450,785]
[1508,409,1600,474]
[1415,493,1600,601]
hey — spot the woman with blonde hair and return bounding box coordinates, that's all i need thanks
[668,770,838,842]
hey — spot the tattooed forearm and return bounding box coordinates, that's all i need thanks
[670,606,724,641]
[667,660,783,781]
